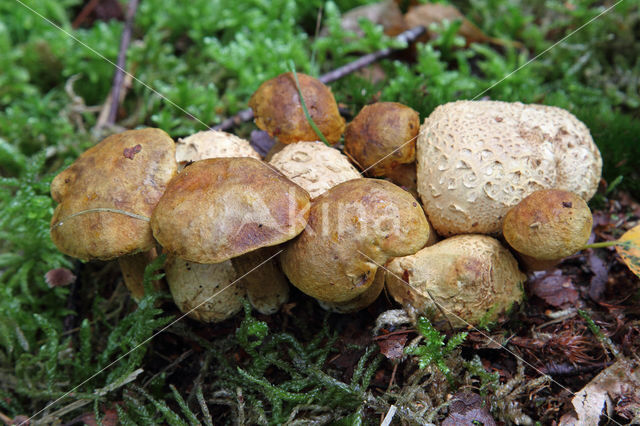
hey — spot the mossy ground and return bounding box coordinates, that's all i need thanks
[1,0,639,424]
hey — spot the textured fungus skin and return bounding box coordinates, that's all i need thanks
[151,157,310,264]
[344,102,419,176]
[175,130,260,168]
[50,128,177,260]
[281,178,430,304]
[317,268,385,313]
[386,235,525,329]
[503,189,593,260]
[165,256,246,323]
[417,100,602,236]
[248,72,345,144]
[269,141,361,198]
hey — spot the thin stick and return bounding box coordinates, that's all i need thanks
[107,0,140,125]
[213,25,426,131]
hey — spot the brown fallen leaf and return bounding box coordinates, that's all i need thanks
[376,333,408,360]
[405,3,522,47]
[44,267,76,288]
[529,269,579,307]
[442,391,496,426]
[615,224,640,278]
[332,0,407,38]
[587,251,608,302]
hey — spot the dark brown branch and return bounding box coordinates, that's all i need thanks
[213,25,426,132]
[107,0,140,125]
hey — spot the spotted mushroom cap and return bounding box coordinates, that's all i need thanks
[50,128,177,261]
[281,178,430,304]
[151,157,310,264]
[416,100,601,236]
[175,130,260,169]
[386,234,525,329]
[165,256,246,323]
[503,189,593,261]
[248,72,345,144]
[344,102,419,176]
[269,141,361,198]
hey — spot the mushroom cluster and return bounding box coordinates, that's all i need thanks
[49,72,602,330]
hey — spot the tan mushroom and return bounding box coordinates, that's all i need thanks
[344,102,419,177]
[502,189,593,270]
[386,234,525,329]
[249,72,345,144]
[281,178,430,311]
[151,157,310,320]
[416,100,602,236]
[50,128,177,300]
[269,141,361,199]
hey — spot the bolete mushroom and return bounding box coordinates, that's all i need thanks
[249,72,345,144]
[416,100,602,236]
[502,189,593,270]
[50,128,177,300]
[386,234,525,329]
[344,102,419,177]
[268,141,361,199]
[151,157,310,319]
[281,178,430,312]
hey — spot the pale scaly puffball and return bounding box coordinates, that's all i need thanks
[269,141,361,199]
[175,130,260,170]
[417,100,602,236]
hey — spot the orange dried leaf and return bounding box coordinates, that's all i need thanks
[615,224,640,278]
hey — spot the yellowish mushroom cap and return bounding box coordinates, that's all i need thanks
[50,128,177,261]
[151,157,310,264]
[269,141,361,199]
[281,178,430,304]
[387,234,525,329]
[502,189,593,261]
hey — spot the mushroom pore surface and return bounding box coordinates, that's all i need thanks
[281,178,430,303]
[416,100,601,236]
[50,128,177,260]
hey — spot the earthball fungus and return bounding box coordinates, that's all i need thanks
[281,178,430,312]
[175,130,260,170]
[416,100,602,236]
[50,128,177,299]
[387,234,525,329]
[249,72,345,144]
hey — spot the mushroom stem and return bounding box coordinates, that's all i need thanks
[118,249,163,301]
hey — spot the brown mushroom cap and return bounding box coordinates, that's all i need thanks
[151,157,310,264]
[387,234,525,329]
[175,130,260,168]
[165,256,246,323]
[416,100,602,236]
[248,72,345,144]
[269,141,361,199]
[281,178,430,304]
[317,268,385,313]
[344,102,419,176]
[50,128,177,261]
[502,189,593,261]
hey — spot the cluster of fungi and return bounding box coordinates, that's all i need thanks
[50,72,602,330]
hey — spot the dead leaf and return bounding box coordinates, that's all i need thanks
[615,224,640,278]
[587,252,608,301]
[44,267,76,288]
[529,270,579,307]
[334,0,406,38]
[442,391,496,426]
[376,333,408,360]
[559,358,640,425]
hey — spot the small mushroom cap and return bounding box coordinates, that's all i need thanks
[248,72,345,144]
[344,102,419,176]
[50,128,177,261]
[281,178,430,303]
[503,189,593,261]
[175,130,260,168]
[416,100,601,236]
[151,157,310,264]
[269,141,361,198]
[165,256,246,323]
[387,235,525,329]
